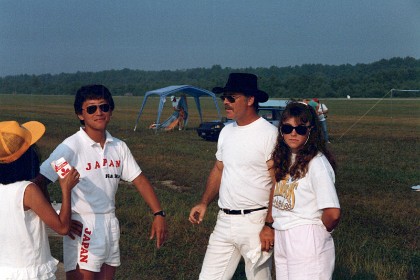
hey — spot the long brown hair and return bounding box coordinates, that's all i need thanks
[272,101,336,182]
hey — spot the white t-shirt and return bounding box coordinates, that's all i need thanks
[40,128,142,215]
[216,117,278,209]
[0,181,58,279]
[318,103,328,122]
[271,153,340,230]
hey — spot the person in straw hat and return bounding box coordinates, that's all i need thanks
[189,73,277,279]
[0,120,80,279]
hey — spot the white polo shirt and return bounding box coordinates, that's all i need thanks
[40,128,141,215]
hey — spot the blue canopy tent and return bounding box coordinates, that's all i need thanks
[133,85,222,131]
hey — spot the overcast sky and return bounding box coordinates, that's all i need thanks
[1,0,419,77]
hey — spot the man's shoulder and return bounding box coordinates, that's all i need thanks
[61,130,82,145]
[258,118,278,133]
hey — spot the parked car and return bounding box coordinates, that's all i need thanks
[196,117,233,141]
[257,99,289,127]
[197,99,289,141]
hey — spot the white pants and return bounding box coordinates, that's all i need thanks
[199,209,273,280]
[274,224,335,280]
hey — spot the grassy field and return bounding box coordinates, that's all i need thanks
[0,95,419,279]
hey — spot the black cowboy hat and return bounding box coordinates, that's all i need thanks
[212,73,269,103]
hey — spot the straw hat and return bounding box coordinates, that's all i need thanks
[0,121,45,163]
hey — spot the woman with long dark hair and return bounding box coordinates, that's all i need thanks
[268,102,340,279]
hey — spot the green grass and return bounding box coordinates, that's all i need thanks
[1,95,419,279]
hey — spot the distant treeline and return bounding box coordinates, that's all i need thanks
[1,56,419,98]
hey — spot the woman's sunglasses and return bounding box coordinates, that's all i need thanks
[83,104,111,114]
[281,124,311,136]
[220,95,240,103]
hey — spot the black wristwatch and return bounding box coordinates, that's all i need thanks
[154,210,166,217]
[264,221,274,229]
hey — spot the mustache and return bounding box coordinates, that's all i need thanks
[224,105,233,110]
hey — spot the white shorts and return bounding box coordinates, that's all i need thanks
[274,224,335,280]
[63,213,121,272]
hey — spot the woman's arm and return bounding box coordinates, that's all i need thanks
[24,168,79,235]
[322,207,341,232]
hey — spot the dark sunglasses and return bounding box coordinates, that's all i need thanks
[220,95,240,103]
[83,104,111,114]
[281,124,311,136]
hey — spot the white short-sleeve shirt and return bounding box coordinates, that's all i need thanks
[216,117,278,209]
[40,128,142,215]
[272,153,340,230]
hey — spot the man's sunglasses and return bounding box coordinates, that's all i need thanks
[83,104,111,114]
[281,124,311,136]
[220,95,240,103]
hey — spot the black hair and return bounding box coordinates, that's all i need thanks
[74,84,115,125]
[0,145,41,184]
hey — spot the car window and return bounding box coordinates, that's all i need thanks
[258,109,273,120]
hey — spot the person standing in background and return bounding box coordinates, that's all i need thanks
[313,98,330,143]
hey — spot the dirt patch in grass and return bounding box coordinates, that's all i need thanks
[119,180,191,192]
[157,180,191,192]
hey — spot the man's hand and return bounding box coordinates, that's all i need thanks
[260,225,275,252]
[150,216,168,249]
[67,220,83,240]
[188,203,207,224]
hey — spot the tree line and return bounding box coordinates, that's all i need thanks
[1,56,419,98]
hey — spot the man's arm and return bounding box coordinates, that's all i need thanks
[321,104,328,115]
[260,159,275,252]
[188,160,223,224]
[132,173,168,248]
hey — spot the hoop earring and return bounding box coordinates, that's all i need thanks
[304,131,311,145]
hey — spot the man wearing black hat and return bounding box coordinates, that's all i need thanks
[189,73,277,279]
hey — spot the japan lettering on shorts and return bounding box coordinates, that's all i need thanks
[80,227,92,263]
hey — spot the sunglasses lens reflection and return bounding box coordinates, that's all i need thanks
[281,125,293,134]
[100,104,110,112]
[220,96,236,103]
[86,106,97,114]
[281,124,308,136]
[86,104,110,114]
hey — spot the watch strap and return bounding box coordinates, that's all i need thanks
[154,210,166,217]
[264,221,274,229]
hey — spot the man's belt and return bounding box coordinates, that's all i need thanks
[221,207,267,215]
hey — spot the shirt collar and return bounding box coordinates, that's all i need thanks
[78,127,113,146]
